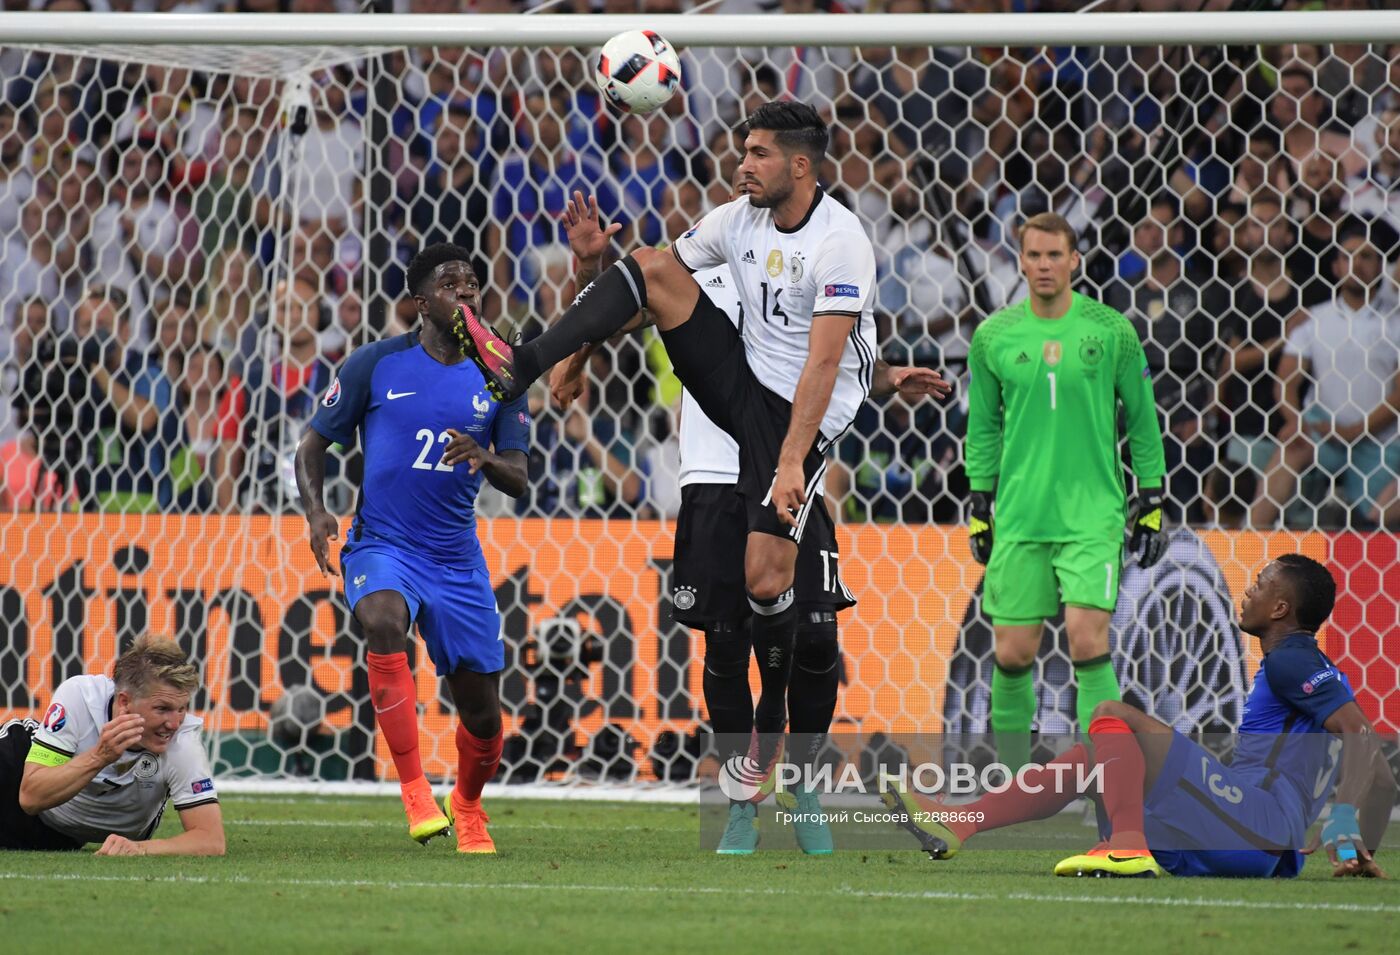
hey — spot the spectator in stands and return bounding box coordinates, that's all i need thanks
[1118,194,1184,282]
[1107,212,1217,523]
[1252,227,1400,529]
[1209,194,1305,523]
[0,194,63,340]
[0,104,35,240]
[89,133,182,341]
[853,0,985,183]
[277,65,363,233]
[613,112,686,249]
[195,102,274,262]
[168,343,245,513]
[202,245,266,359]
[1345,108,1400,240]
[407,103,494,266]
[488,87,621,309]
[1293,151,1363,308]
[831,387,961,524]
[516,380,645,520]
[243,277,337,513]
[0,297,64,510]
[1226,127,1293,206]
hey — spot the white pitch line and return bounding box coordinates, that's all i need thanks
[224,819,672,831]
[1,872,1396,915]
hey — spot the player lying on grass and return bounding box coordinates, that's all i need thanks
[550,186,950,855]
[297,243,530,854]
[884,554,1396,878]
[1,635,225,856]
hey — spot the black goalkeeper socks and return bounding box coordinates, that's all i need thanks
[511,255,647,385]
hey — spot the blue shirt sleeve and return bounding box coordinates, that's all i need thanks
[309,346,377,446]
[490,393,531,454]
[1264,645,1356,726]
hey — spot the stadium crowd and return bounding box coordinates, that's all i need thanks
[0,0,1397,530]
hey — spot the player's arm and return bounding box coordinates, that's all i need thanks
[1112,317,1167,492]
[964,325,1002,564]
[96,802,227,857]
[295,429,341,578]
[19,713,146,814]
[869,359,952,401]
[773,312,856,527]
[1323,701,1397,874]
[550,192,628,409]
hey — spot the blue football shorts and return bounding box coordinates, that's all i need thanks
[1142,730,1306,878]
[341,537,503,676]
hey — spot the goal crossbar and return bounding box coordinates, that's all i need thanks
[3,10,1400,49]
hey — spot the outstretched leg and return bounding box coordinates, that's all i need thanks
[458,247,700,399]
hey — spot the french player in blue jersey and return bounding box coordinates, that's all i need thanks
[294,243,530,855]
[885,554,1396,877]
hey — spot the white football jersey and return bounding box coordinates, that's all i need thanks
[672,190,878,444]
[680,265,742,487]
[27,674,217,845]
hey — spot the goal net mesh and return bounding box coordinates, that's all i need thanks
[0,22,1396,789]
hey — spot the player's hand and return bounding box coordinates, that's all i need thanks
[94,713,145,765]
[771,460,807,529]
[564,190,621,262]
[1319,803,1381,875]
[443,428,489,474]
[564,407,591,445]
[95,834,147,857]
[890,366,953,401]
[967,491,994,565]
[549,354,588,409]
[306,509,340,578]
[1127,488,1167,568]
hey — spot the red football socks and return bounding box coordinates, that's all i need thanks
[454,724,504,802]
[1089,715,1147,845]
[366,651,424,785]
[949,743,1095,842]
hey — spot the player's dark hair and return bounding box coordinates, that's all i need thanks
[1274,554,1336,632]
[405,243,474,298]
[743,100,828,163]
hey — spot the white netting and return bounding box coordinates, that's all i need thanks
[0,10,1398,790]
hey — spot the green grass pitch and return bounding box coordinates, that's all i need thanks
[2,795,1395,953]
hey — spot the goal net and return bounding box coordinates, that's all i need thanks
[0,9,1396,793]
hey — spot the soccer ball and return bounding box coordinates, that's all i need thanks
[594,30,682,115]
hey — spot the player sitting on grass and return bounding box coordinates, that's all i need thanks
[1,635,226,856]
[296,243,530,854]
[884,554,1396,878]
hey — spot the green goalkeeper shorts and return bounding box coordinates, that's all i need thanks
[983,537,1123,625]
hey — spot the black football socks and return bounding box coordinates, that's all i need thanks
[511,255,647,386]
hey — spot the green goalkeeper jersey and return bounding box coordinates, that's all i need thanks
[965,292,1166,543]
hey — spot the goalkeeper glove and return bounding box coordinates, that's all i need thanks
[968,491,994,565]
[1127,488,1167,568]
[1322,803,1363,863]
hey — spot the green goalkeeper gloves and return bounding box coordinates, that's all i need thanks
[968,491,994,565]
[1128,488,1167,568]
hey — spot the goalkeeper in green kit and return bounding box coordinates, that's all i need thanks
[965,213,1168,769]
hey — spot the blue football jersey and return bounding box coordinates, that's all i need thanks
[309,332,531,568]
[1232,632,1355,826]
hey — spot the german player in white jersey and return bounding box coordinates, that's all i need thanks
[457,106,875,805]
[0,635,225,856]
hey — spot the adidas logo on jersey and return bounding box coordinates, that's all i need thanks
[741,250,756,265]
[704,276,725,289]
[1016,351,1030,364]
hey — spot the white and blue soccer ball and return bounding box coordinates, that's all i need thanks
[594,29,682,116]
